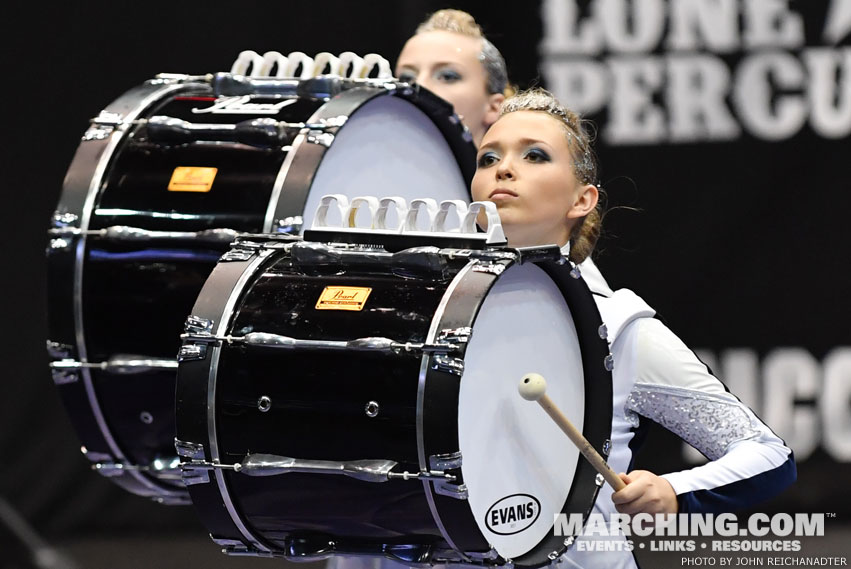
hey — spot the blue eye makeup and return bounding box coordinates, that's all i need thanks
[435,68,462,83]
[524,147,551,163]
[397,71,416,83]
[476,151,499,168]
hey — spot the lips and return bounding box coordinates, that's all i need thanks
[489,188,518,199]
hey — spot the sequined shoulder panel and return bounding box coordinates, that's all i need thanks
[625,383,762,460]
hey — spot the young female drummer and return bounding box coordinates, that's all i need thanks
[471,88,796,568]
[393,10,615,295]
[395,9,511,148]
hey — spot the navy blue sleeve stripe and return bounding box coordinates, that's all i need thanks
[677,454,797,513]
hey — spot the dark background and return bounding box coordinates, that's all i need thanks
[2,0,849,567]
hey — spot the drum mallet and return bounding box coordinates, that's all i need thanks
[518,372,626,492]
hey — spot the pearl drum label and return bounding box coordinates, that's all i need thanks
[167,166,218,192]
[315,286,372,311]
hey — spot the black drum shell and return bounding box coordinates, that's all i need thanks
[175,240,613,567]
[46,75,477,502]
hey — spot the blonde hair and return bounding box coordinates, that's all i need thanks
[415,9,513,96]
[499,88,603,264]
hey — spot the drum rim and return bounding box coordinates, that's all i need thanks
[48,78,202,501]
[262,83,476,234]
[418,257,613,567]
[176,241,288,553]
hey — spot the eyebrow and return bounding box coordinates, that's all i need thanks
[478,137,552,152]
[397,62,463,71]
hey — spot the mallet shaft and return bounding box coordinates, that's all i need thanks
[536,393,626,492]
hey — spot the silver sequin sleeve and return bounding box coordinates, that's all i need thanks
[625,383,762,461]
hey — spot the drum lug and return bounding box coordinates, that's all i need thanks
[51,211,79,228]
[220,247,256,262]
[429,451,462,471]
[48,238,73,251]
[317,115,349,129]
[428,451,467,499]
[271,215,303,234]
[92,110,125,126]
[211,536,276,558]
[175,439,211,486]
[175,439,205,459]
[46,340,73,359]
[82,125,114,141]
[306,130,334,147]
[431,354,464,376]
[178,343,208,362]
[46,340,74,359]
[471,261,507,275]
[435,327,472,347]
[179,468,211,486]
[47,341,78,384]
[184,316,214,336]
[432,479,468,500]
[82,111,125,141]
[51,366,79,385]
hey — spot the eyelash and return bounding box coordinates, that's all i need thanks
[436,69,462,82]
[396,69,462,85]
[477,152,499,168]
[524,148,551,162]
[476,148,551,168]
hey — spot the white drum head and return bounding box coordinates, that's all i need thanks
[302,95,470,231]
[459,264,584,560]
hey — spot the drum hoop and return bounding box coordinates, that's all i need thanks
[419,258,613,567]
[403,84,477,184]
[177,245,285,553]
[262,84,476,234]
[56,80,199,500]
[209,250,278,553]
[416,261,482,561]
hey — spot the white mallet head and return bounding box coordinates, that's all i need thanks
[518,373,547,401]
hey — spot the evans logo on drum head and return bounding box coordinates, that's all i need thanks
[485,494,541,535]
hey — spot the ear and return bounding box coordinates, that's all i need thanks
[483,92,504,129]
[567,183,599,219]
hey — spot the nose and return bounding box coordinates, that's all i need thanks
[416,73,437,92]
[496,157,514,180]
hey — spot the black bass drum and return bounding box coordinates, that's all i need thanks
[175,236,613,567]
[46,73,476,503]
